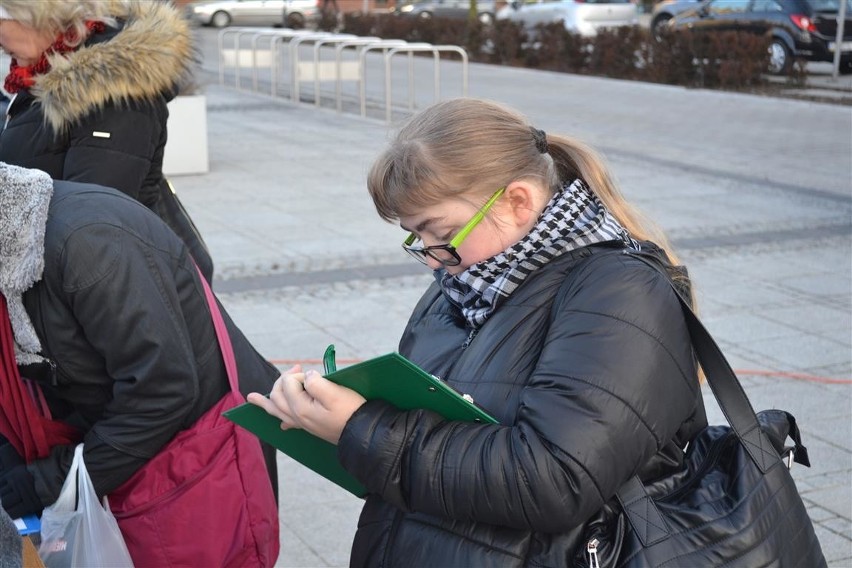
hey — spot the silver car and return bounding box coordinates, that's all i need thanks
[396,0,499,25]
[496,0,639,36]
[188,0,320,29]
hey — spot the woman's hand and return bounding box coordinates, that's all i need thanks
[247,365,366,445]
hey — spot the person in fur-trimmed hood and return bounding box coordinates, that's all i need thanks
[0,0,214,281]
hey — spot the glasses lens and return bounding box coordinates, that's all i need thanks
[403,246,428,264]
[426,247,460,266]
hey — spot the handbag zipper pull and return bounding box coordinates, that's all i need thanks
[587,538,601,568]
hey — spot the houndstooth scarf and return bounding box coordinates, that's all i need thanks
[438,178,640,329]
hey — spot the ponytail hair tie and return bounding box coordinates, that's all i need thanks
[530,127,548,154]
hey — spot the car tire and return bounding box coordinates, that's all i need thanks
[651,14,672,42]
[768,38,791,74]
[286,12,306,28]
[211,10,231,28]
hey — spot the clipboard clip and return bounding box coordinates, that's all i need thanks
[323,344,337,375]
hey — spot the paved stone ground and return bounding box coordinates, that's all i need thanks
[168,28,851,566]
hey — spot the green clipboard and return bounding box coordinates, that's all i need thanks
[224,345,497,498]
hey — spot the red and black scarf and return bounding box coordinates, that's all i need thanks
[0,295,80,461]
[4,21,106,95]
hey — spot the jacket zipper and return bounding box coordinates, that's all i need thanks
[462,328,477,349]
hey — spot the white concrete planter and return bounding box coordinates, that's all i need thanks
[162,94,209,176]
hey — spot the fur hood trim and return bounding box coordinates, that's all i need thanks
[0,163,53,361]
[33,1,194,132]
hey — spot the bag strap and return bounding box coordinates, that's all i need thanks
[194,264,239,395]
[614,250,785,546]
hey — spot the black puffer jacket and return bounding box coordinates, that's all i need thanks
[19,181,278,506]
[338,243,707,567]
[0,1,192,208]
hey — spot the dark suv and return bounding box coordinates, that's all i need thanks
[665,0,852,73]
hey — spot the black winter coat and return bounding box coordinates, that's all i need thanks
[20,181,279,506]
[0,2,193,209]
[338,243,707,567]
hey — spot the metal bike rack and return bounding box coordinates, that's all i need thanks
[310,36,380,107]
[247,29,316,91]
[331,38,407,112]
[269,31,333,97]
[216,29,470,121]
[383,45,468,123]
[289,33,357,103]
[218,27,267,88]
[359,41,432,118]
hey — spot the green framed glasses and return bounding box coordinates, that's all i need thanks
[402,187,506,267]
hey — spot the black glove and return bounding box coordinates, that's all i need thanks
[0,465,42,518]
[0,442,24,472]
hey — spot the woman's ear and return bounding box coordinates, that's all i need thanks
[503,181,543,228]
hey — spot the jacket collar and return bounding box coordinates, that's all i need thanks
[32,1,194,132]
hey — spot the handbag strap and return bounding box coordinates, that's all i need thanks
[194,264,239,395]
[614,250,787,546]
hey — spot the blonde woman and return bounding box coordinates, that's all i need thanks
[249,98,706,566]
[0,0,213,280]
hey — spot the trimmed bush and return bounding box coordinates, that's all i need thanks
[336,14,785,91]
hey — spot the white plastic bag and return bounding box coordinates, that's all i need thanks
[38,444,134,567]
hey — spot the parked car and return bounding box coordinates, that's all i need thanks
[395,0,499,24]
[664,0,852,73]
[187,0,320,29]
[496,0,639,37]
[649,0,703,39]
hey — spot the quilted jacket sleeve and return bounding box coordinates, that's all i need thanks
[338,252,702,533]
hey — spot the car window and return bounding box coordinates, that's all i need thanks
[751,0,784,11]
[707,0,751,14]
[806,0,852,10]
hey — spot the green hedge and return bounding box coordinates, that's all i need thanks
[331,13,807,90]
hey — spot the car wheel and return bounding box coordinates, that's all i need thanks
[479,12,495,25]
[286,12,306,28]
[651,14,672,42]
[211,10,231,28]
[767,39,791,74]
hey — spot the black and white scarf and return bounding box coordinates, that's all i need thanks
[437,178,640,329]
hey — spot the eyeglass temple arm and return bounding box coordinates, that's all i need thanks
[449,187,506,248]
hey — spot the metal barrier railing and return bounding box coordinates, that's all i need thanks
[248,29,317,91]
[383,45,468,123]
[218,27,267,88]
[216,28,469,121]
[330,38,409,112]
[289,33,358,103]
[311,36,380,107]
[270,31,334,97]
[359,41,432,118]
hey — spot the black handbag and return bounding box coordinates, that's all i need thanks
[578,252,827,568]
[154,179,215,283]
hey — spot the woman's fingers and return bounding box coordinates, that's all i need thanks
[247,368,366,443]
[246,391,289,423]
